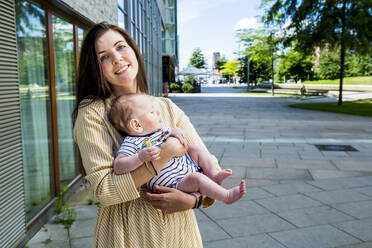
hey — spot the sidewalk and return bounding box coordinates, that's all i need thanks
[27,90,372,248]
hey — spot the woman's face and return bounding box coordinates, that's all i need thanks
[96,30,139,94]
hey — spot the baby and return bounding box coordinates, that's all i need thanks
[108,93,246,204]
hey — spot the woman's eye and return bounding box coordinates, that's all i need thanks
[100,55,109,62]
[118,44,126,50]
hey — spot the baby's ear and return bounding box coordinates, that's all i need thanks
[129,119,143,133]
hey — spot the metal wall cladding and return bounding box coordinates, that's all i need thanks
[0,0,26,247]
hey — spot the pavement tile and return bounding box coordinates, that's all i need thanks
[27,240,70,248]
[73,205,97,220]
[246,168,312,181]
[244,186,276,200]
[221,177,246,189]
[276,206,355,228]
[276,158,336,170]
[255,194,323,213]
[203,234,286,248]
[244,158,277,168]
[261,182,322,196]
[220,155,261,167]
[197,219,230,242]
[245,179,279,187]
[334,241,372,248]
[307,177,371,190]
[334,218,372,242]
[333,160,372,172]
[71,236,94,248]
[216,213,294,237]
[305,189,370,205]
[308,169,371,180]
[202,200,268,220]
[69,218,95,239]
[194,209,210,222]
[269,225,360,248]
[355,186,372,197]
[331,200,372,219]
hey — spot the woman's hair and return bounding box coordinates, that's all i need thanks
[72,22,148,120]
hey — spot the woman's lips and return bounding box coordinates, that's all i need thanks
[115,64,129,74]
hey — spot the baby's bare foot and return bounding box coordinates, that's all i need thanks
[224,180,246,204]
[213,169,232,185]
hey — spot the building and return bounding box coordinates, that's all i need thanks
[0,0,167,247]
[162,0,178,91]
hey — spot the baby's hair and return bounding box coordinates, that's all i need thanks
[108,93,147,134]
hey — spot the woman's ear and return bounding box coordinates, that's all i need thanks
[129,119,143,133]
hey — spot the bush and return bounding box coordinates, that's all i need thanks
[182,83,194,93]
[169,82,181,92]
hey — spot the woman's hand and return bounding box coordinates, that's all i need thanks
[164,128,187,146]
[145,185,196,213]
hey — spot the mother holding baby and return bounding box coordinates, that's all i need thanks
[73,22,222,247]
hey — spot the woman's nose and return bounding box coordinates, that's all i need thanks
[112,51,122,65]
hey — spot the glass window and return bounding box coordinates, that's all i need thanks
[77,27,85,51]
[118,10,125,29]
[52,15,79,184]
[15,0,54,220]
[118,0,124,9]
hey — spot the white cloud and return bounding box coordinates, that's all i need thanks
[234,17,262,30]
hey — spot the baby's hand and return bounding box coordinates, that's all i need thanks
[164,128,187,145]
[138,147,161,162]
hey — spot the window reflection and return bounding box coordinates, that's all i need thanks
[52,15,79,184]
[15,0,53,220]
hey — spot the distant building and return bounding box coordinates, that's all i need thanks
[1,0,166,247]
[212,52,221,70]
[211,52,222,83]
[162,0,178,88]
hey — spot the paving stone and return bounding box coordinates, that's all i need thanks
[221,177,246,189]
[356,176,372,186]
[276,159,336,170]
[198,219,230,242]
[276,206,355,228]
[355,186,372,197]
[334,160,372,172]
[202,200,268,220]
[334,218,372,241]
[308,169,371,180]
[69,218,95,239]
[334,241,372,248]
[220,155,260,167]
[331,200,372,219]
[261,182,321,196]
[73,205,97,220]
[269,225,360,248]
[307,177,370,190]
[255,194,323,213]
[216,213,294,237]
[246,168,312,180]
[245,179,279,187]
[321,151,351,159]
[203,234,286,248]
[71,236,94,248]
[194,209,210,222]
[244,158,277,168]
[244,186,276,200]
[305,189,370,205]
[27,240,70,248]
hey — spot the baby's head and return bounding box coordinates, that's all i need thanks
[109,93,162,136]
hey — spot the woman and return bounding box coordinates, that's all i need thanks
[73,22,219,247]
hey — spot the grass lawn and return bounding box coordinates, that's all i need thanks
[303,76,372,85]
[289,100,372,117]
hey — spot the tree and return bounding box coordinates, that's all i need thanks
[263,0,372,105]
[219,60,239,83]
[277,45,314,82]
[188,48,206,69]
[215,56,227,71]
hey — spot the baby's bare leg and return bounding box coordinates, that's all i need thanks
[187,145,232,185]
[177,172,246,204]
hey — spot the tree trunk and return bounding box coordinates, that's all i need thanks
[338,0,346,106]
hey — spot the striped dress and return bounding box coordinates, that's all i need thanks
[73,96,219,248]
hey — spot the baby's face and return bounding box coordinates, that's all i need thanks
[135,97,162,135]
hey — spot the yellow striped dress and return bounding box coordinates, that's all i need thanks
[73,96,218,248]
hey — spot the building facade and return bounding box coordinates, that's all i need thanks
[0,0,166,247]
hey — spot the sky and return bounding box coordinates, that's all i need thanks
[177,0,264,70]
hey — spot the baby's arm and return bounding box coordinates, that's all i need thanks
[114,146,161,174]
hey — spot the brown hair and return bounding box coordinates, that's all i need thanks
[73,22,148,120]
[108,93,145,134]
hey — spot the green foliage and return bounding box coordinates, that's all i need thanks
[55,206,77,229]
[303,76,372,85]
[188,48,206,69]
[181,83,194,93]
[215,56,227,71]
[87,198,95,205]
[169,82,181,92]
[220,60,239,76]
[277,46,314,82]
[318,49,341,80]
[184,75,195,84]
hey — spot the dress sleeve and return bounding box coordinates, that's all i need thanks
[73,101,140,206]
[161,98,220,208]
